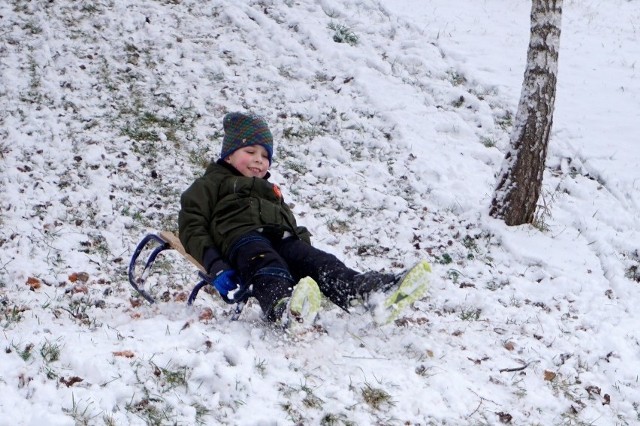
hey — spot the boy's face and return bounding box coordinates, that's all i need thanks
[224,145,269,178]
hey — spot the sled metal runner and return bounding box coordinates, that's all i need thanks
[128,231,251,319]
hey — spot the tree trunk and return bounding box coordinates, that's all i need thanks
[489,0,562,225]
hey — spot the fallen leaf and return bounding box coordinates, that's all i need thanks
[69,284,88,294]
[199,308,214,321]
[129,298,143,308]
[544,370,557,381]
[585,385,601,396]
[113,350,135,358]
[60,376,84,387]
[69,272,89,283]
[26,277,41,289]
[496,411,513,423]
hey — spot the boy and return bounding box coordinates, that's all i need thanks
[178,112,400,323]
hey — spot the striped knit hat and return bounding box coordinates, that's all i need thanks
[220,112,273,164]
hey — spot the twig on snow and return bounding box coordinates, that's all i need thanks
[498,360,538,373]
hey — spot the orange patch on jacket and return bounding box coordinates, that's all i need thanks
[273,183,282,199]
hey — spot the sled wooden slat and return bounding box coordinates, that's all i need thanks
[158,231,206,273]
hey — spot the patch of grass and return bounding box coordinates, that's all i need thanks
[2,304,26,328]
[280,401,304,425]
[301,383,324,409]
[125,397,171,425]
[102,414,117,426]
[480,136,497,148]
[23,20,43,35]
[254,358,267,377]
[438,253,453,265]
[625,264,640,282]
[0,141,9,158]
[326,219,350,234]
[355,243,390,258]
[329,22,359,46]
[63,394,99,426]
[14,342,35,361]
[361,383,395,410]
[459,307,482,321]
[321,412,354,426]
[40,339,63,363]
[278,380,324,423]
[122,108,198,145]
[446,69,466,86]
[188,145,214,170]
[532,189,555,232]
[283,159,309,174]
[496,110,514,131]
[44,365,58,380]
[447,269,461,284]
[415,364,436,378]
[61,299,93,327]
[452,95,465,108]
[152,361,189,390]
[193,402,211,425]
[282,124,325,141]
[485,279,509,291]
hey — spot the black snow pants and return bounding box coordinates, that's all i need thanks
[226,231,395,321]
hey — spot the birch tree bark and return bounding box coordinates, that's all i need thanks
[489,0,562,225]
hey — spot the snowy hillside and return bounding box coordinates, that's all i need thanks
[1,0,639,424]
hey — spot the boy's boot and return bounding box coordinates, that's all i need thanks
[270,277,322,328]
[251,270,296,322]
[353,271,402,298]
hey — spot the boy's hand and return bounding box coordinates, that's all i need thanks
[212,270,240,297]
[202,247,246,301]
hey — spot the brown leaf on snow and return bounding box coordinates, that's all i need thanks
[585,385,601,396]
[603,393,611,405]
[199,308,214,321]
[26,276,41,290]
[60,376,84,387]
[129,298,143,308]
[69,284,88,294]
[544,370,557,381]
[113,350,135,358]
[496,411,513,423]
[503,341,516,351]
[68,272,90,283]
[468,356,489,365]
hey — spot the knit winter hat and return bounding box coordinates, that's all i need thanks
[220,112,273,164]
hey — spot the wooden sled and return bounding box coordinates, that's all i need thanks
[128,232,251,316]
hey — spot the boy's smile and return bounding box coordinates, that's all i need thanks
[224,145,270,178]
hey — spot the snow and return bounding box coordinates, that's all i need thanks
[1,0,639,424]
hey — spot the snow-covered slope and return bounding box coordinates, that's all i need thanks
[1,0,639,424]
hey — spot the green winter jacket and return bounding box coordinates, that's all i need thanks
[178,160,310,264]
